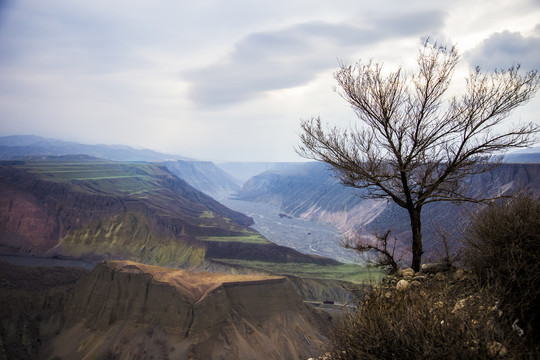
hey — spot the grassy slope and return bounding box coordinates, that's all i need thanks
[213,259,383,284]
[14,160,258,235]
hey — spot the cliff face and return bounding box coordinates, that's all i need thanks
[49,260,331,360]
[165,160,241,197]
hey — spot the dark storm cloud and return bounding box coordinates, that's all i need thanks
[466,29,540,71]
[186,11,446,108]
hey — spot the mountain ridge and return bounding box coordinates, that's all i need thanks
[235,161,540,261]
[165,160,241,197]
[0,135,191,162]
[0,158,346,273]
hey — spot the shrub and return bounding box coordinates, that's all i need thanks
[330,276,519,359]
[463,192,540,348]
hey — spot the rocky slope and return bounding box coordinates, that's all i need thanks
[0,260,88,360]
[0,260,333,359]
[46,260,331,360]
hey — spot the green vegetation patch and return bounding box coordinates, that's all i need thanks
[16,160,167,194]
[199,235,269,244]
[215,259,383,283]
[199,211,215,219]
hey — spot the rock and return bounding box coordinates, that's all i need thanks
[434,272,446,281]
[421,263,452,274]
[396,268,415,278]
[410,280,422,287]
[487,341,508,357]
[396,279,410,291]
[454,269,466,280]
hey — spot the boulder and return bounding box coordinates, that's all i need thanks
[396,268,415,279]
[420,263,452,274]
[396,279,410,291]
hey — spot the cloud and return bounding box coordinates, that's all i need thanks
[465,29,540,71]
[185,11,446,108]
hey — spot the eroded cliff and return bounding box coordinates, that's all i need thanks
[46,260,331,360]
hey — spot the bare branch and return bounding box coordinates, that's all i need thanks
[343,230,403,274]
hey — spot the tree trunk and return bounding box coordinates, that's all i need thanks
[409,208,423,272]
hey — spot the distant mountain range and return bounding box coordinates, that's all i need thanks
[217,162,302,183]
[0,135,190,162]
[502,146,540,163]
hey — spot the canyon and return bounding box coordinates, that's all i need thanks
[1,135,538,359]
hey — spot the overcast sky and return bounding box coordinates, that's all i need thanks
[1,0,539,161]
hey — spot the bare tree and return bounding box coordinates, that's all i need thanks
[297,41,540,271]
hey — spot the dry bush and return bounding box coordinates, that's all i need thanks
[462,192,540,348]
[330,276,532,359]
[330,193,540,359]
[342,230,403,274]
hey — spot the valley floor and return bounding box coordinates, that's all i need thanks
[219,194,362,263]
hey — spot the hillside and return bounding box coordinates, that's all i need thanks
[235,162,540,260]
[165,160,241,197]
[0,158,265,267]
